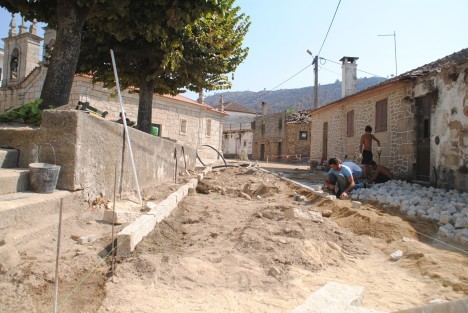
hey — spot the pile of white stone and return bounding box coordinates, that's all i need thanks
[351,180,468,246]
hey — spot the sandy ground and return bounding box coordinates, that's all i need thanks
[1,163,467,312]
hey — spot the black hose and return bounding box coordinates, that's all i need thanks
[196,144,227,167]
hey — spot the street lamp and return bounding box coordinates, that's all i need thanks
[307,50,318,109]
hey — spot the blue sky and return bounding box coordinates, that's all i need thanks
[1,0,467,101]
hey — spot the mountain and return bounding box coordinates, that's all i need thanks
[204,77,386,112]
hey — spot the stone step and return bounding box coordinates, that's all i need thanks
[0,148,19,168]
[0,190,83,231]
[0,168,30,195]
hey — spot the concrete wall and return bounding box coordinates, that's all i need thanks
[310,82,414,177]
[0,110,196,201]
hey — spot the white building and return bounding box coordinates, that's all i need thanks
[214,97,257,159]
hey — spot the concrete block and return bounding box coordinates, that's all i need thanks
[292,281,364,313]
[188,187,196,195]
[352,201,362,208]
[0,169,30,195]
[103,210,141,224]
[395,298,468,313]
[0,148,19,168]
[117,214,157,255]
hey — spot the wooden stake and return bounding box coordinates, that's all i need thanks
[53,199,64,313]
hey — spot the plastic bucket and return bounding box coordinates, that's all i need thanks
[150,126,159,136]
[29,162,61,193]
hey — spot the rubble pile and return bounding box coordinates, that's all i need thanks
[286,110,311,123]
[352,180,468,246]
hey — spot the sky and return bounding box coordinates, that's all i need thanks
[1,0,467,102]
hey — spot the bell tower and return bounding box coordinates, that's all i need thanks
[2,14,43,87]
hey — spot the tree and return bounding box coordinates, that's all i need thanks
[0,0,219,110]
[77,0,250,133]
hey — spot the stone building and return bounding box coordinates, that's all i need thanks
[0,16,225,160]
[0,47,4,85]
[213,97,257,159]
[252,102,310,162]
[309,49,468,192]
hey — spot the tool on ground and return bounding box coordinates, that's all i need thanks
[75,101,109,118]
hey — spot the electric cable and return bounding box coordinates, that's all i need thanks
[317,0,342,56]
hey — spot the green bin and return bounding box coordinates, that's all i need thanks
[151,126,159,136]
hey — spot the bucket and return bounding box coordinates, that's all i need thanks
[29,143,61,193]
[29,163,61,193]
[151,126,159,136]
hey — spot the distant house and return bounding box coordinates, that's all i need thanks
[309,49,468,192]
[0,47,4,86]
[252,102,310,162]
[0,17,225,160]
[214,97,257,159]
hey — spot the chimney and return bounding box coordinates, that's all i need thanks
[261,101,268,116]
[340,56,358,98]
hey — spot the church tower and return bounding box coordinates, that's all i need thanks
[2,14,43,87]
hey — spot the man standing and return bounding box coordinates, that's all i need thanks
[324,158,364,200]
[359,125,380,178]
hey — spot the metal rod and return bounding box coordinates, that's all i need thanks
[111,163,118,275]
[53,199,64,313]
[110,49,142,205]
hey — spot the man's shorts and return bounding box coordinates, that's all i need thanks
[362,150,373,165]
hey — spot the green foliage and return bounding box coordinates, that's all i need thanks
[0,99,45,125]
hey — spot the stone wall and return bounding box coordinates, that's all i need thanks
[285,122,310,157]
[0,110,196,201]
[252,111,286,160]
[310,82,414,178]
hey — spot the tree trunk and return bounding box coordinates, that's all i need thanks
[137,77,155,133]
[39,0,89,109]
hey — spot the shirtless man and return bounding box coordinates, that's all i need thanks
[368,161,393,184]
[359,125,380,178]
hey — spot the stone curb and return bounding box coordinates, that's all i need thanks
[116,174,207,256]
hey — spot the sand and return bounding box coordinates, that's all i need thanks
[1,165,466,312]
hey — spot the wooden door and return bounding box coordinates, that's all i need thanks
[322,122,328,161]
[416,94,434,181]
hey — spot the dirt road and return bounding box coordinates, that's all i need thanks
[1,164,466,312]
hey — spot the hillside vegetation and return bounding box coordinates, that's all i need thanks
[205,77,386,112]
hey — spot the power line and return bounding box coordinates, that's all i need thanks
[317,0,342,56]
[319,56,387,79]
[245,63,313,104]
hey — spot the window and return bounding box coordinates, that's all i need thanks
[299,131,308,140]
[346,110,354,137]
[206,119,212,137]
[375,99,388,132]
[180,119,187,134]
[251,121,256,130]
[278,118,283,129]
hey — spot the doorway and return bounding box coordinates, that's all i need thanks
[322,122,328,162]
[260,144,265,161]
[415,93,434,181]
[277,142,282,160]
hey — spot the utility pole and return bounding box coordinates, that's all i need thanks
[307,49,319,109]
[313,55,318,109]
